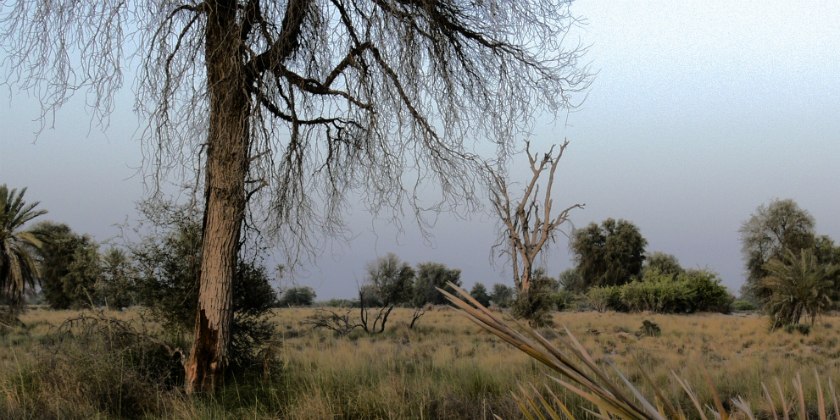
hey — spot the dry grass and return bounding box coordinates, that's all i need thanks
[551,311,840,413]
[0,305,838,418]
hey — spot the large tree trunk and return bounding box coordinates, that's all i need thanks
[184,2,249,394]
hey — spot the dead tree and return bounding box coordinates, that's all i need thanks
[358,289,394,334]
[408,305,427,329]
[303,308,362,336]
[304,290,395,335]
[488,139,583,294]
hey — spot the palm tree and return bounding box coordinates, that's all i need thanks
[761,248,838,329]
[0,185,47,310]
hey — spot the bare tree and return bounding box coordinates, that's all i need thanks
[358,289,394,334]
[1,1,590,392]
[303,308,362,336]
[488,139,582,294]
[304,289,406,335]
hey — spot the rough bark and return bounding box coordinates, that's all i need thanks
[184,1,250,394]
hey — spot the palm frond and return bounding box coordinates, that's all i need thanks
[0,184,47,309]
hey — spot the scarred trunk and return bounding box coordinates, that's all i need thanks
[184,1,249,394]
[520,262,532,294]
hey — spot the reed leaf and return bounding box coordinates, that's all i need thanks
[439,282,840,420]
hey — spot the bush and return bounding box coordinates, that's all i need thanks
[366,254,415,307]
[511,270,558,327]
[490,283,514,308]
[586,286,623,312]
[584,269,732,314]
[732,299,758,311]
[320,298,358,308]
[33,222,102,309]
[470,283,491,307]
[278,286,317,307]
[511,292,553,327]
[229,262,279,371]
[96,248,139,309]
[551,289,574,311]
[132,209,278,373]
[682,269,732,313]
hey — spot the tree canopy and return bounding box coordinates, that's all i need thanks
[277,287,316,307]
[32,222,100,309]
[413,262,461,306]
[739,199,816,303]
[643,252,683,277]
[490,283,514,308]
[470,282,491,307]
[570,218,647,289]
[365,253,415,307]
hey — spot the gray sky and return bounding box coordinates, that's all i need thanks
[2,1,839,298]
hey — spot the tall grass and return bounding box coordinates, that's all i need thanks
[0,303,838,418]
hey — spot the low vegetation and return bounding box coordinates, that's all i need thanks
[586,268,733,314]
[443,285,840,419]
[1,305,840,418]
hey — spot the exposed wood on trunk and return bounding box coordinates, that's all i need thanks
[489,140,582,294]
[184,1,250,394]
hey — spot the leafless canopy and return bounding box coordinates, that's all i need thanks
[1,0,590,258]
[488,139,582,292]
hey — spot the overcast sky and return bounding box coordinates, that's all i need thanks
[2,1,839,299]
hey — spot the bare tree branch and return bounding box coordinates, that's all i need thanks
[488,139,583,293]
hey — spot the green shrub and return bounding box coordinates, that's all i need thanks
[551,289,574,311]
[320,298,358,307]
[585,269,732,314]
[277,286,317,307]
[683,269,733,313]
[621,278,678,312]
[511,270,558,327]
[413,262,461,306]
[490,283,514,308]
[470,283,492,307]
[732,299,758,311]
[132,212,277,373]
[512,291,553,327]
[586,285,623,312]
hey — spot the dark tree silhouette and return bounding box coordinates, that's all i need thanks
[570,218,647,289]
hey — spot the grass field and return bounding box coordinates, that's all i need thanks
[0,306,838,419]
